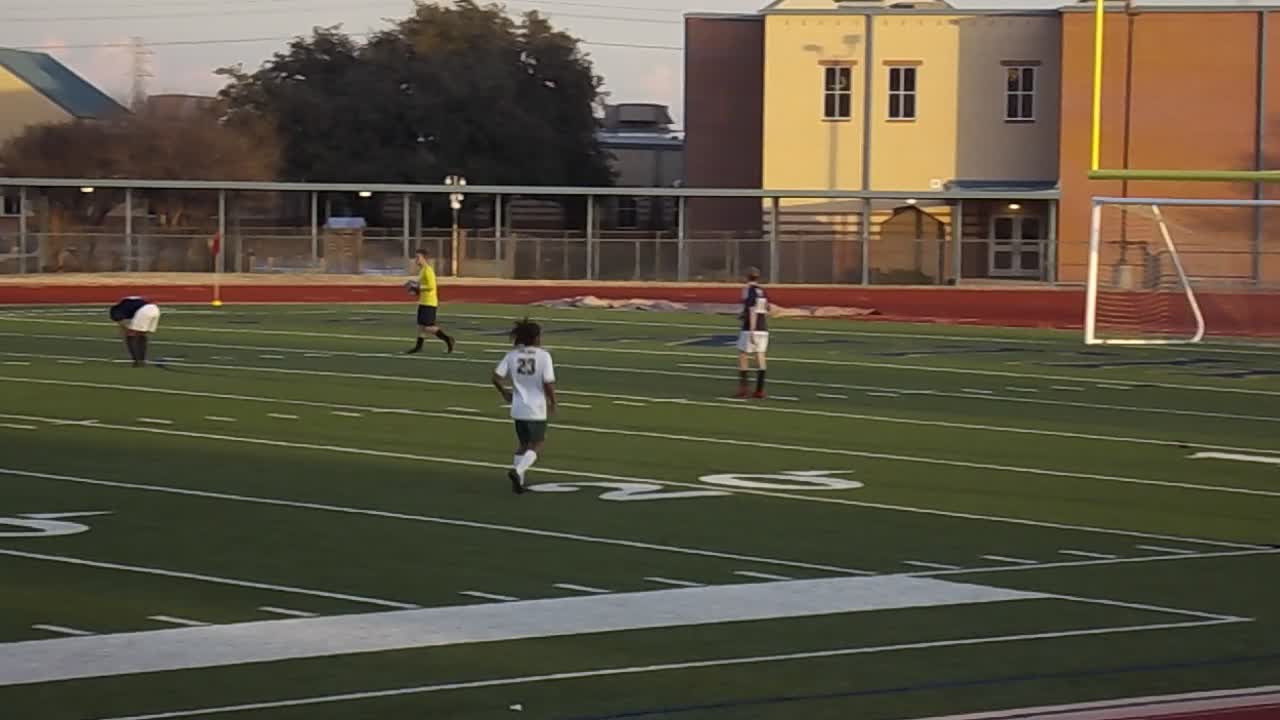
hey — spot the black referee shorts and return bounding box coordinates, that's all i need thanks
[416,305,438,327]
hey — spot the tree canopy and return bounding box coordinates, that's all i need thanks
[217,1,613,187]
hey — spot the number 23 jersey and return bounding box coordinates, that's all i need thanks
[495,347,557,420]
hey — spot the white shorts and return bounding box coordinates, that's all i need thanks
[128,304,161,333]
[737,331,769,354]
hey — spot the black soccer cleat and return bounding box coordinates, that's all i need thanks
[445,335,456,354]
[508,469,525,495]
[405,347,422,355]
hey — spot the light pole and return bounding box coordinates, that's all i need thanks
[444,175,466,276]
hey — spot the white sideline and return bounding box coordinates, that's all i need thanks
[905,685,1280,720]
[1,417,1268,551]
[6,317,1280,397]
[0,576,1044,687]
[0,468,874,576]
[9,331,1280,428]
[90,619,1246,720]
[5,371,1280,502]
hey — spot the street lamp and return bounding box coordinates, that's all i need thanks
[444,175,466,276]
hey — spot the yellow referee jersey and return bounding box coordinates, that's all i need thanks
[418,264,439,307]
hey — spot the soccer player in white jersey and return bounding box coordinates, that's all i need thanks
[492,318,557,494]
[108,296,161,367]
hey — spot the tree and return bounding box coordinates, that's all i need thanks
[217,1,613,190]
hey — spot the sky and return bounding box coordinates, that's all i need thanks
[0,0,767,127]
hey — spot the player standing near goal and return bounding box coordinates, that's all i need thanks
[492,319,557,495]
[108,296,161,368]
[404,248,455,354]
[736,268,769,399]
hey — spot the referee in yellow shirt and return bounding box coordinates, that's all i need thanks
[405,249,456,354]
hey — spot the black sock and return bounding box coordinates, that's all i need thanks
[136,335,148,364]
[124,335,139,362]
[739,370,748,387]
[435,329,452,343]
[412,337,425,351]
[756,369,766,392]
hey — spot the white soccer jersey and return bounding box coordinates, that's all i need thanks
[495,346,556,420]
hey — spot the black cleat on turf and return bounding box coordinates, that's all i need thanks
[405,347,421,355]
[445,335,456,354]
[508,469,525,495]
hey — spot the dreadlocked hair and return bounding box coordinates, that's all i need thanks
[510,317,542,347]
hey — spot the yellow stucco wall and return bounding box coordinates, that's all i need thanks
[0,65,72,146]
[762,13,867,192]
[761,11,1061,193]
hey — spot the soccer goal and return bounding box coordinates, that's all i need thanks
[1084,196,1280,345]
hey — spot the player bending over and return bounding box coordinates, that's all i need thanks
[736,267,769,399]
[404,248,456,355]
[492,319,557,495]
[108,296,161,368]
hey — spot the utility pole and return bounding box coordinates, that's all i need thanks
[129,37,153,112]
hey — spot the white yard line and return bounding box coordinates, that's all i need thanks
[903,561,961,570]
[733,571,793,581]
[204,416,237,423]
[258,607,319,619]
[8,319,1280,397]
[148,616,209,628]
[645,577,704,588]
[10,337,1280,427]
[267,413,299,420]
[613,401,647,407]
[0,467,874,576]
[2,361,31,365]
[88,618,1245,720]
[331,411,362,418]
[1137,545,1199,555]
[1051,385,1086,392]
[259,355,287,360]
[55,359,84,365]
[0,548,417,609]
[867,392,900,398]
[817,393,848,400]
[445,407,480,414]
[1059,550,1118,560]
[981,555,1039,566]
[0,423,37,430]
[909,547,1280,578]
[561,402,593,409]
[458,591,518,602]
[136,418,174,426]
[552,583,611,595]
[31,624,93,637]
[1006,387,1038,393]
[905,685,1280,720]
[1,411,1268,549]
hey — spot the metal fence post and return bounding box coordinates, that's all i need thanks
[585,195,595,280]
[402,192,411,259]
[218,190,228,273]
[769,196,780,283]
[860,198,872,285]
[494,194,504,274]
[310,191,319,266]
[952,198,964,285]
[1046,199,1058,284]
[18,186,28,273]
[124,188,133,272]
[676,196,687,281]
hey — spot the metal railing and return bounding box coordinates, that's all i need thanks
[0,178,1062,285]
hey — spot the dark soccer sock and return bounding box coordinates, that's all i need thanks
[412,337,425,352]
[756,369,767,392]
[738,370,749,388]
[434,329,452,343]
[136,335,148,364]
[124,335,139,362]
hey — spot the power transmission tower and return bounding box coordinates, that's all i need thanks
[129,36,153,112]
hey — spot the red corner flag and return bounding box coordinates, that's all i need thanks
[210,232,222,257]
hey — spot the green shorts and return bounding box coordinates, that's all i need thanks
[514,420,548,445]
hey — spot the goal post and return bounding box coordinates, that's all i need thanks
[1083,196,1280,345]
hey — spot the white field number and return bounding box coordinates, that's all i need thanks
[529,471,861,503]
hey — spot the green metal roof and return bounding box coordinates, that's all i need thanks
[0,48,128,120]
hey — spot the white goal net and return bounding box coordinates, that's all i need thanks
[1083,197,1280,345]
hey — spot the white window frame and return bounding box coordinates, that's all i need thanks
[1004,65,1036,122]
[887,65,918,121]
[822,65,853,121]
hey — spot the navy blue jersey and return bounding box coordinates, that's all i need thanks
[109,296,149,322]
[741,283,768,332]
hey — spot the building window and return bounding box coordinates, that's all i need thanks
[888,66,917,121]
[0,193,20,217]
[616,197,638,229]
[1005,66,1035,121]
[823,65,853,120]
